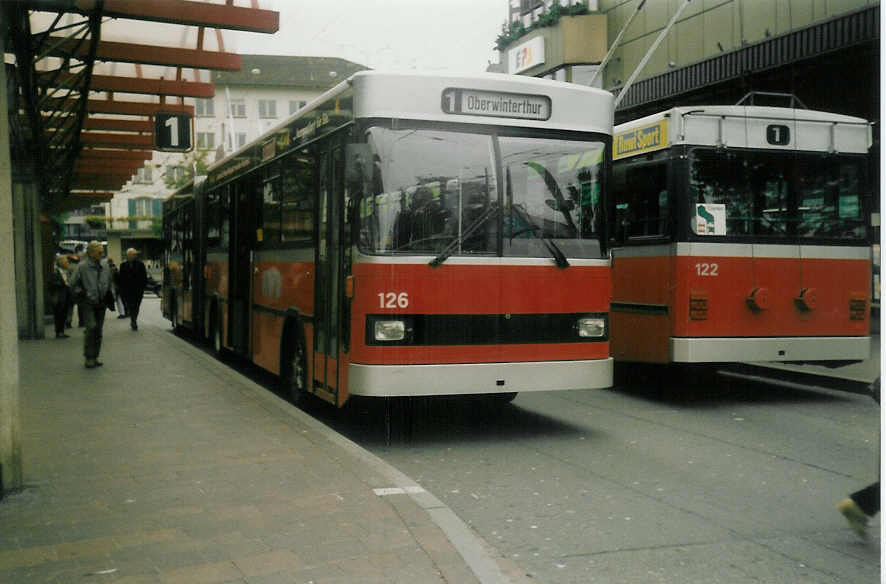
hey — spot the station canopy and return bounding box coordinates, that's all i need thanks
[3,0,279,212]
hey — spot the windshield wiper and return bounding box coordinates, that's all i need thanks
[509,202,570,269]
[429,204,498,267]
[541,235,570,268]
[525,161,578,235]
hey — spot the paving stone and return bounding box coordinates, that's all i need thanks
[4,319,495,584]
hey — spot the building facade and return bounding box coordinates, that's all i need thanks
[499,0,879,124]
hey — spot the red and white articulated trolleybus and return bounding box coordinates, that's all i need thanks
[609,101,873,372]
[163,71,615,407]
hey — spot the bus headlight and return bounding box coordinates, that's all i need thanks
[576,317,606,338]
[374,320,406,342]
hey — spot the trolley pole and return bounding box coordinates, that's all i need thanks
[614,0,693,108]
[0,31,23,495]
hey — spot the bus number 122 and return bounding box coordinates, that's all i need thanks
[695,263,719,276]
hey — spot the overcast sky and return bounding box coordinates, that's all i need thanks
[227,0,507,73]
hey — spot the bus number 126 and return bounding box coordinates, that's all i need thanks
[379,292,409,309]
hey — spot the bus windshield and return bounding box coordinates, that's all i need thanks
[358,126,607,259]
[689,149,868,240]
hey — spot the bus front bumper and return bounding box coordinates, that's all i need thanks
[670,336,871,363]
[348,358,613,397]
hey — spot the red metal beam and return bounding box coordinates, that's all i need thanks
[71,174,131,187]
[75,159,144,173]
[41,72,214,98]
[45,117,153,133]
[78,132,154,148]
[70,181,129,192]
[78,149,154,162]
[48,36,242,71]
[82,118,153,132]
[73,168,140,180]
[62,0,280,33]
[43,97,193,116]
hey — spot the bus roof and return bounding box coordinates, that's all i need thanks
[203,71,614,187]
[349,70,613,134]
[614,105,871,159]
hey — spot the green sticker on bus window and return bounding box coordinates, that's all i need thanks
[839,195,860,218]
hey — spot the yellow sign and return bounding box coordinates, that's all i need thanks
[613,119,668,160]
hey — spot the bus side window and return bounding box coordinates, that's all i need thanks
[613,154,669,241]
[281,152,315,243]
[260,164,281,246]
[220,187,230,249]
[206,189,221,248]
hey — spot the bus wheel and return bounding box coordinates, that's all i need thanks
[282,329,309,406]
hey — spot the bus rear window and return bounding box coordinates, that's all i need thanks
[688,149,867,240]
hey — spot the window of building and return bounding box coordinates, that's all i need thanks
[195,98,215,117]
[166,165,187,183]
[289,100,307,115]
[227,132,248,151]
[133,198,153,216]
[197,132,215,150]
[229,99,246,118]
[134,166,153,184]
[258,99,277,119]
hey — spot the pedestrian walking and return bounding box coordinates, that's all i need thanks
[65,252,79,328]
[47,255,71,339]
[837,376,880,540]
[70,241,113,368]
[118,247,147,331]
[108,257,127,316]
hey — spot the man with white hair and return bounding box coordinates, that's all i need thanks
[118,247,148,331]
[70,241,112,368]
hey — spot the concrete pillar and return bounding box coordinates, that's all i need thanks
[0,37,23,493]
[13,166,44,340]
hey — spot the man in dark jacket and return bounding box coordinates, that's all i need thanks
[118,247,148,331]
[48,255,71,339]
[70,241,112,368]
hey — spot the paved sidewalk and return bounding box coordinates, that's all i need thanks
[1,300,527,584]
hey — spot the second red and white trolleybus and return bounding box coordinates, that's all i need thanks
[609,100,872,369]
[163,71,615,407]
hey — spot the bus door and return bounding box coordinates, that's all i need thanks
[313,145,346,399]
[229,176,256,354]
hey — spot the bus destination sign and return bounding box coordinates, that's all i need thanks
[613,119,668,160]
[441,88,551,121]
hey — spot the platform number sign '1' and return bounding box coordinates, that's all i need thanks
[154,113,192,152]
